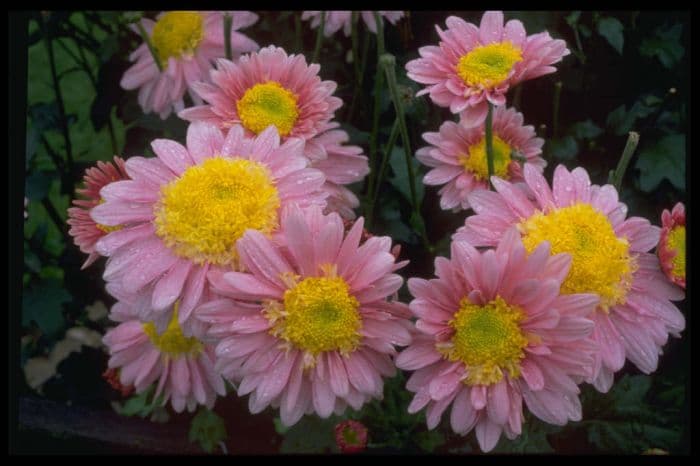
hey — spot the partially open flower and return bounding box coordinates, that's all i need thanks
[301,11,404,37]
[658,202,685,289]
[335,419,368,453]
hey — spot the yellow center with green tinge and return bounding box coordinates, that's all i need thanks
[460,134,512,180]
[142,306,203,357]
[154,157,280,266]
[667,225,685,280]
[237,82,300,136]
[519,203,635,312]
[456,42,523,89]
[442,296,527,386]
[151,11,204,66]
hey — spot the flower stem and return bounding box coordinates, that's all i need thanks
[609,131,640,192]
[367,119,399,228]
[223,13,232,60]
[311,11,325,64]
[381,53,432,251]
[136,21,162,72]
[552,81,562,139]
[485,102,495,190]
[374,12,385,56]
[293,14,302,53]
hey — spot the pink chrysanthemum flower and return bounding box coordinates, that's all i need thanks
[67,157,129,269]
[335,419,368,453]
[197,205,412,426]
[658,202,686,289]
[396,229,598,452]
[406,11,569,126]
[121,11,259,119]
[103,302,226,413]
[305,124,370,219]
[416,105,545,211]
[455,164,686,392]
[301,11,404,37]
[91,122,327,334]
[179,45,342,139]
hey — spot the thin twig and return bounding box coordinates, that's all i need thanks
[311,11,325,64]
[609,132,640,192]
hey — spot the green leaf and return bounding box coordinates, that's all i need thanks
[565,11,581,27]
[22,279,70,336]
[278,415,340,453]
[548,136,579,161]
[597,17,624,54]
[635,134,685,192]
[570,119,603,140]
[189,408,227,454]
[25,171,53,201]
[388,147,424,205]
[639,23,684,69]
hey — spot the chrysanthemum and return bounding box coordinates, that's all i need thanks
[455,164,686,392]
[396,229,598,452]
[179,45,342,140]
[416,105,544,211]
[197,205,412,426]
[121,11,259,119]
[103,302,226,413]
[658,202,686,289]
[335,419,368,453]
[91,122,327,334]
[301,11,404,37]
[67,156,129,269]
[304,124,369,219]
[406,11,569,126]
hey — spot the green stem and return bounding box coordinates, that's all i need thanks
[311,11,325,64]
[552,81,562,139]
[136,21,162,72]
[609,132,640,192]
[367,66,383,197]
[42,16,74,177]
[573,26,586,65]
[42,197,68,237]
[374,12,385,56]
[346,29,371,122]
[367,119,399,227]
[485,102,495,190]
[223,13,232,60]
[382,53,431,251]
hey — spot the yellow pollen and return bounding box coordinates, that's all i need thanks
[667,225,686,280]
[154,157,280,266]
[237,82,300,137]
[456,42,523,89]
[441,296,527,386]
[151,11,204,67]
[266,274,362,357]
[519,203,635,312]
[460,134,512,181]
[142,305,203,357]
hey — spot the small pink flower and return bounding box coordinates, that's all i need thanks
[180,45,341,139]
[121,11,259,119]
[416,105,545,211]
[67,157,129,269]
[335,419,368,453]
[103,303,225,413]
[406,11,569,126]
[198,205,412,426]
[658,202,685,289]
[301,11,404,37]
[455,164,686,393]
[91,122,327,335]
[397,229,598,452]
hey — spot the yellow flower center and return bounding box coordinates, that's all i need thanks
[441,296,527,386]
[456,42,523,89]
[237,82,300,137]
[142,305,203,357]
[266,270,362,357]
[154,157,280,267]
[667,225,686,280]
[519,203,635,312]
[151,11,204,66]
[459,134,512,181]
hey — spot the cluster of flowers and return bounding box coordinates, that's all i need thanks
[67,10,686,453]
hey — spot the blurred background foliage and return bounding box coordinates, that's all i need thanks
[20,10,688,454]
